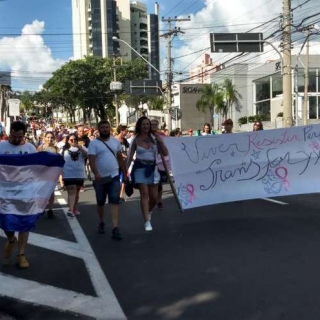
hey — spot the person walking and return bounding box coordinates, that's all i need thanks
[76,124,90,192]
[126,116,168,232]
[222,119,234,134]
[0,121,37,269]
[61,134,88,217]
[202,123,212,135]
[115,124,129,203]
[88,120,127,240]
[37,131,59,218]
[253,120,264,131]
[150,119,168,210]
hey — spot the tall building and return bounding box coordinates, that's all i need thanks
[71,0,160,79]
[189,53,221,83]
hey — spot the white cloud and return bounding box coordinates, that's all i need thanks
[159,0,320,81]
[0,20,65,91]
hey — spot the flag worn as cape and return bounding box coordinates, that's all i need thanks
[0,152,65,231]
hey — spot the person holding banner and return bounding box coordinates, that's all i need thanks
[253,121,264,131]
[151,119,169,210]
[222,119,234,134]
[127,117,168,232]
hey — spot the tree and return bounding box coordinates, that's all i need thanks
[43,56,149,124]
[196,83,222,124]
[222,78,242,115]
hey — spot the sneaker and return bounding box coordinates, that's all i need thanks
[67,210,75,217]
[17,254,29,269]
[3,237,17,265]
[144,221,153,232]
[98,222,105,234]
[157,202,164,210]
[119,197,125,203]
[73,209,81,215]
[112,227,123,240]
[47,209,54,219]
[80,186,85,193]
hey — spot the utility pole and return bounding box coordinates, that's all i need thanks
[161,16,190,131]
[110,54,124,127]
[300,25,314,125]
[282,0,293,127]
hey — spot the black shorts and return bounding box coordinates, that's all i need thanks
[63,178,84,187]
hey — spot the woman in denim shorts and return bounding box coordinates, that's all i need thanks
[127,117,168,232]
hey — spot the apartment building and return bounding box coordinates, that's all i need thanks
[71,0,159,79]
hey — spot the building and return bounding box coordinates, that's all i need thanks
[71,0,160,79]
[169,55,320,132]
[171,83,212,132]
[189,53,221,84]
[209,55,320,131]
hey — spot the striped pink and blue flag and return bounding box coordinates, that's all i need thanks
[0,152,64,231]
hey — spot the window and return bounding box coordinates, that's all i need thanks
[309,70,317,92]
[256,100,270,115]
[309,96,317,119]
[272,74,282,98]
[255,76,270,102]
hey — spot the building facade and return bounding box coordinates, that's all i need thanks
[71,0,159,79]
[189,53,221,84]
[208,55,320,131]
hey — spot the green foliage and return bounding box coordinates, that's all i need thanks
[195,78,242,123]
[237,114,271,126]
[40,56,149,123]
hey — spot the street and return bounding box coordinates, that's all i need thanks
[1,182,320,319]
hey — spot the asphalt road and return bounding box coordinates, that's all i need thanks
[1,182,320,320]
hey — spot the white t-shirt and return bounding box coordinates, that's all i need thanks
[88,137,121,179]
[0,141,37,154]
[60,146,87,179]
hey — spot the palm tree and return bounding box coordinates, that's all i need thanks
[221,78,242,119]
[196,83,221,125]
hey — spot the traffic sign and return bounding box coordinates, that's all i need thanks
[210,33,264,53]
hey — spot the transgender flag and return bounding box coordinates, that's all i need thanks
[0,152,65,231]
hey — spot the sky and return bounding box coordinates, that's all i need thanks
[0,0,319,92]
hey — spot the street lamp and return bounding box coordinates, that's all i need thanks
[112,36,161,76]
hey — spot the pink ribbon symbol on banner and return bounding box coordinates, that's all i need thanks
[275,167,290,191]
[186,184,195,204]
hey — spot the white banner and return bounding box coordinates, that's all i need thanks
[8,99,20,116]
[165,124,320,210]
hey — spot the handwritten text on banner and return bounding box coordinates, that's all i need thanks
[165,124,320,210]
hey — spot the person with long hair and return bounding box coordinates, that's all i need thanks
[202,123,212,135]
[60,134,87,217]
[37,131,59,218]
[253,120,264,131]
[126,116,168,232]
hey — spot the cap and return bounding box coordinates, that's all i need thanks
[128,126,135,132]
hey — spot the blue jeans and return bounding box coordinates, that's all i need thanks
[93,176,120,206]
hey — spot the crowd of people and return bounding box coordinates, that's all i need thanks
[0,116,264,269]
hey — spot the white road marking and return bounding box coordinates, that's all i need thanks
[57,198,67,205]
[0,201,126,319]
[261,198,288,205]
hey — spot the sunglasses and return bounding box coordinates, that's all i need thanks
[69,138,78,142]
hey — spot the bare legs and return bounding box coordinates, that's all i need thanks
[138,184,158,222]
[5,231,28,255]
[66,185,77,211]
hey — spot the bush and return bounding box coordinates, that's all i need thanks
[238,114,271,126]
